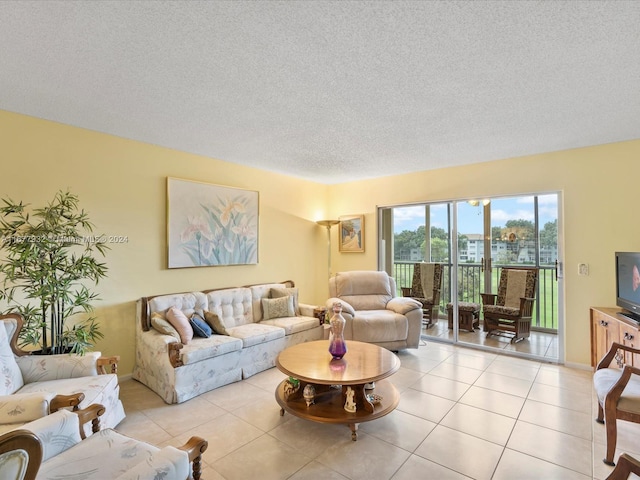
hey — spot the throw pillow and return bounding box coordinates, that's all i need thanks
[270,287,300,315]
[150,312,181,341]
[203,311,229,335]
[262,296,295,320]
[165,306,194,344]
[190,312,212,338]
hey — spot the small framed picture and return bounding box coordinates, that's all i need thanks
[339,214,364,253]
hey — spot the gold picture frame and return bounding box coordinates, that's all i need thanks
[338,214,364,253]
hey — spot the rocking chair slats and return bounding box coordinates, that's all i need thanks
[401,263,443,329]
[481,267,538,343]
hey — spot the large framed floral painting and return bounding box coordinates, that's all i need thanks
[167,177,259,268]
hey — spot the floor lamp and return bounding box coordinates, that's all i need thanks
[317,220,340,278]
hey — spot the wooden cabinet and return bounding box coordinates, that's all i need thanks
[590,307,640,368]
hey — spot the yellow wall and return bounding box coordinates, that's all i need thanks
[2,109,639,372]
[0,110,329,375]
[328,142,640,366]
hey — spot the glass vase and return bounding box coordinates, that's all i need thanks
[328,302,347,359]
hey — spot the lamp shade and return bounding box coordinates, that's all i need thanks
[317,220,340,227]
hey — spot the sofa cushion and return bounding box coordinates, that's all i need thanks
[261,316,319,335]
[38,427,159,479]
[0,324,23,395]
[333,271,393,311]
[189,312,212,338]
[114,446,189,480]
[166,307,194,344]
[250,283,293,322]
[262,296,295,320]
[226,323,285,348]
[206,288,253,329]
[18,373,122,426]
[0,391,55,427]
[483,305,520,316]
[150,313,181,340]
[148,292,207,317]
[180,335,243,365]
[16,352,101,383]
[270,287,300,315]
[352,310,408,343]
[203,311,229,335]
[594,368,640,414]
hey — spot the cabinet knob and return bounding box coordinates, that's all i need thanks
[624,332,634,341]
[600,320,608,327]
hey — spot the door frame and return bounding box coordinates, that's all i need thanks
[377,191,565,363]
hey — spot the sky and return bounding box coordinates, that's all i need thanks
[392,194,558,235]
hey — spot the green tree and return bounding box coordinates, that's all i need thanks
[431,227,448,240]
[458,233,468,252]
[505,219,535,240]
[539,219,557,248]
[394,228,422,260]
[429,237,449,262]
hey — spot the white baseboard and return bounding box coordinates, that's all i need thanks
[563,361,592,371]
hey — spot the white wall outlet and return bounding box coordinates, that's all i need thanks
[578,263,589,276]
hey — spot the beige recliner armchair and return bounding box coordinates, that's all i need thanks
[326,270,423,350]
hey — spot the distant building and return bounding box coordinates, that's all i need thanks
[463,233,557,265]
[460,233,484,262]
[397,232,557,264]
[396,247,423,262]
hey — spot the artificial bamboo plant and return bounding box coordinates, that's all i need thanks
[0,190,108,354]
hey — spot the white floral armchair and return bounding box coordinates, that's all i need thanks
[0,314,125,436]
[5,405,207,480]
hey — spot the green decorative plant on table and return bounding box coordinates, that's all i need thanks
[0,190,109,355]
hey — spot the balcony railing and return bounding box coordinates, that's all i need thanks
[393,261,558,331]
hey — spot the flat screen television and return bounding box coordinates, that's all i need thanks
[615,251,640,323]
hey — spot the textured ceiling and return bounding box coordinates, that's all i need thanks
[0,1,639,184]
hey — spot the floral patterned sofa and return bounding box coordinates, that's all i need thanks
[133,281,323,404]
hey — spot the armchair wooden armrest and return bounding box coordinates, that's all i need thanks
[178,436,208,480]
[50,392,85,412]
[604,363,640,409]
[75,403,106,440]
[606,453,640,479]
[519,297,536,315]
[597,342,640,370]
[97,355,120,374]
[480,293,497,305]
[168,342,184,368]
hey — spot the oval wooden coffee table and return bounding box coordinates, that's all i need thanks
[275,340,400,440]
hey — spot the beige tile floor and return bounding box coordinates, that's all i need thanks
[116,342,640,480]
[425,318,559,360]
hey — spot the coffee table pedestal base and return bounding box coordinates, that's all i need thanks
[275,379,399,441]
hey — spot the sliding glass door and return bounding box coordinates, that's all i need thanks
[378,193,562,361]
